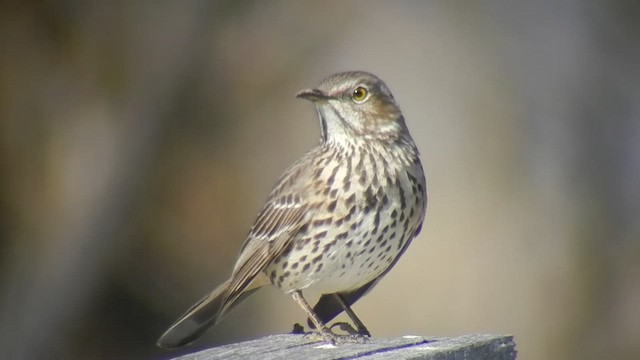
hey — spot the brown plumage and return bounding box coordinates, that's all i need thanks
[157,71,427,348]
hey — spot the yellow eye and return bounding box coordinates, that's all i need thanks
[352,86,368,102]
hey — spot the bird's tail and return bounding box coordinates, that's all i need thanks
[157,275,267,348]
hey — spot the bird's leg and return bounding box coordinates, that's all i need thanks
[291,293,372,341]
[333,293,372,337]
[291,291,336,344]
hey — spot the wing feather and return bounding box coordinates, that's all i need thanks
[221,185,308,315]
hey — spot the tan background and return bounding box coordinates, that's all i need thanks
[1,1,639,359]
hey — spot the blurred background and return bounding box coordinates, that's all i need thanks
[1,1,639,359]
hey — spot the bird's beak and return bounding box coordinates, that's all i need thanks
[296,88,331,102]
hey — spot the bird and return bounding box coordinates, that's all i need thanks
[157,71,427,348]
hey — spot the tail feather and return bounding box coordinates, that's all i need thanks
[157,276,265,348]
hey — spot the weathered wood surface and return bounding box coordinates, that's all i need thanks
[168,333,516,360]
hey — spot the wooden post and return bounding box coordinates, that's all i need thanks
[168,333,516,360]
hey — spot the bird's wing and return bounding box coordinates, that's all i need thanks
[221,183,309,316]
[157,164,311,348]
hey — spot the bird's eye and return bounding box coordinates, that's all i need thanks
[352,86,369,103]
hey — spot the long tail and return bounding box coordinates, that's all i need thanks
[157,276,266,348]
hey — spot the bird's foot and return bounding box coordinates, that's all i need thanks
[292,323,335,343]
[291,322,371,344]
[329,321,359,335]
[329,322,371,343]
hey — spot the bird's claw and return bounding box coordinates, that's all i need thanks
[291,322,371,344]
[329,321,359,335]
